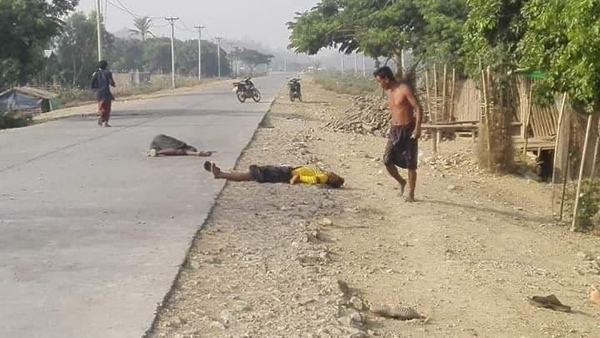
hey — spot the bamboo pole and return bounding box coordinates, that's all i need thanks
[522,85,534,156]
[425,70,432,122]
[571,114,594,231]
[450,67,456,121]
[442,64,448,121]
[590,116,600,181]
[551,93,568,214]
[559,144,571,222]
[433,64,438,123]
[481,68,493,170]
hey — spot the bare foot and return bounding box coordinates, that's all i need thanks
[197,151,213,157]
[399,179,407,196]
[405,195,416,203]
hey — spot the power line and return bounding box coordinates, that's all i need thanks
[115,0,140,18]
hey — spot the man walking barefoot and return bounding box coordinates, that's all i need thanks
[374,66,422,202]
[91,60,116,127]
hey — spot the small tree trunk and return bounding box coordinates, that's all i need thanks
[395,52,404,79]
[572,113,594,231]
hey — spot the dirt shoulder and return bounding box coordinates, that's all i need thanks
[149,77,600,338]
[33,79,228,123]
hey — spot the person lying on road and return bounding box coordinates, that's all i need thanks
[146,134,214,157]
[203,161,345,188]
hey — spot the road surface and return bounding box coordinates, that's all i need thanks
[0,74,287,338]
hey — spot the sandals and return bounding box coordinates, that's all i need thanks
[203,161,214,172]
[528,295,571,312]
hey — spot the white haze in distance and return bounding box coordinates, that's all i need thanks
[78,0,320,49]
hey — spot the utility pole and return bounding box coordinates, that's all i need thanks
[165,17,179,88]
[194,25,205,81]
[214,37,223,78]
[95,0,103,61]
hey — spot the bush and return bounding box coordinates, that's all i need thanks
[0,111,32,129]
[313,72,379,96]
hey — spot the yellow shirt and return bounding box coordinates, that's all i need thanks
[292,166,329,185]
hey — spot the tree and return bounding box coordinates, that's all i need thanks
[54,11,114,88]
[130,16,154,42]
[519,0,600,111]
[287,0,467,77]
[238,48,274,75]
[0,0,79,86]
[419,0,469,64]
[461,0,529,75]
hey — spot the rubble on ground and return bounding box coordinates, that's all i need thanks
[326,95,391,137]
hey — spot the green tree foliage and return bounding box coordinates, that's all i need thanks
[0,0,78,87]
[54,12,114,88]
[129,17,154,42]
[419,0,469,64]
[287,0,468,74]
[518,0,600,111]
[461,0,528,75]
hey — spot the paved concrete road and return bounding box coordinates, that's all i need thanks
[0,74,287,338]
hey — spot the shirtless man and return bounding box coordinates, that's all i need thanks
[373,66,423,202]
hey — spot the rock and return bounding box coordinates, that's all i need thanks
[369,304,424,320]
[220,310,236,325]
[589,285,600,307]
[447,185,457,191]
[349,333,369,338]
[350,296,364,311]
[577,252,593,261]
[338,280,351,297]
[321,218,334,227]
[210,321,227,330]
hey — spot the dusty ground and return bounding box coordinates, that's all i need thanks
[149,77,600,338]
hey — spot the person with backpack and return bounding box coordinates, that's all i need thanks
[91,60,116,127]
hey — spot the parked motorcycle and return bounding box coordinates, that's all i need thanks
[288,78,302,102]
[233,77,261,103]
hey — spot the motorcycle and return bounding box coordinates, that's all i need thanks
[233,77,261,103]
[288,78,302,102]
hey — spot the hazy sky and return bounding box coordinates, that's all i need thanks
[78,0,320,50]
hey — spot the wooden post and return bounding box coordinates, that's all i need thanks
[442,64,448,122]
[590,116,600,181]
[559,145,572,222]
[433,64,438,123]
[522,87,534,156]
[450,67,456,121]
[432,129,438,154]
[551,93,568,213]
[485,68,494,170]
[571,114,594,231]
[425,70,431,122]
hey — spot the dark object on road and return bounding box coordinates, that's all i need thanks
[288,78,302,102]
[147,134,213,157]
[233,77,261,103]
[528,295,572,312]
